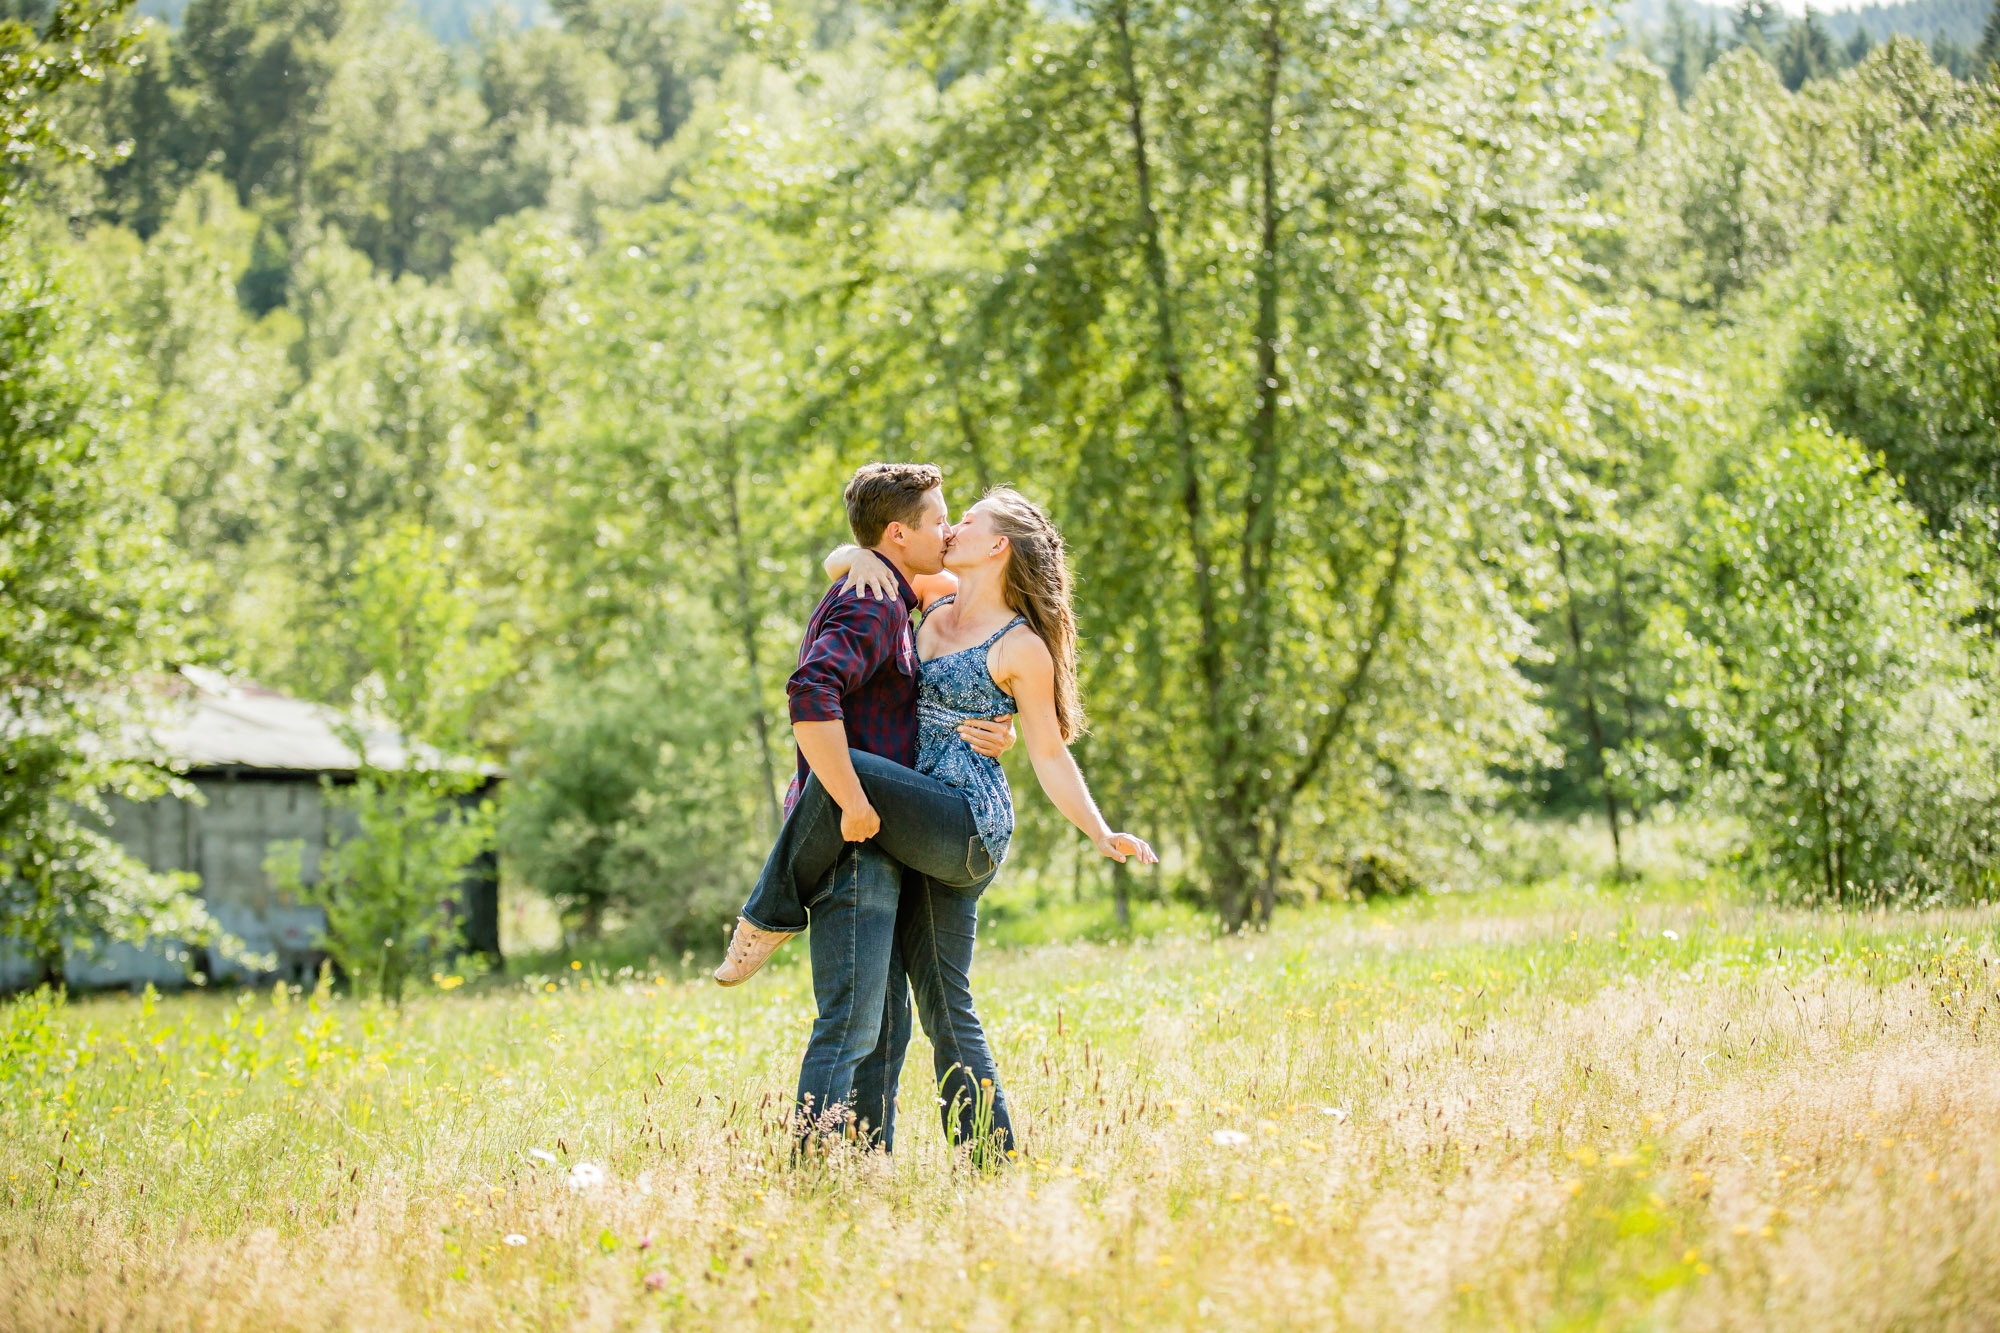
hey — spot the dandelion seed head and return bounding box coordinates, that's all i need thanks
[503,1233,527,1247]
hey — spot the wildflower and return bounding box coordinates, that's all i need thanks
[1321,1106,1350,1122]
[1211,1129,1249,1147]
[643,1271,669,1291]
[527,1148,558,1165]
[503,1234,527,1247]
[1663,929,1680,941]
[638,1235,654,1250]
[567,1162,607,1192]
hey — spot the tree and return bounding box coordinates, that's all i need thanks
[1790,120,2000,548]
[1933,29,1979,80]
[1847,24,1875,68]
[1732,0,1781,58]
[0,0,235,986]
[0,0,143,182]
[1776,9,1841,90]
[267,523,502,1001]
[1657,0,1723,102]
[1665,424,2000,902]
[773,0,1597,925]
[1623,40,1990,310]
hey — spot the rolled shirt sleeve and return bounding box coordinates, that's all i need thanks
[787,593,897,725]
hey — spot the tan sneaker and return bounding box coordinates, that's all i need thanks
[714,918,792,986]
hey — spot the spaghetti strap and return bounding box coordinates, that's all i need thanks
[978,615,1029,650]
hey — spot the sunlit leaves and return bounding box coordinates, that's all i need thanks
[1668,423,2000,902]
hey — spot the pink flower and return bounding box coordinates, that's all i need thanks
[643,1271,669,1291]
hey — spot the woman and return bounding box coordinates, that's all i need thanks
[722,486,1156,1157]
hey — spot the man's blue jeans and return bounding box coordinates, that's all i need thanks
[795,841,910,1149]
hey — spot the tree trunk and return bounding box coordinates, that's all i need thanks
[1110,1,1246,924]
[1252,516,1410,926]
[1240,2,1287,611]
[1555,531,1624,878]
[1611,553,1644,822]
[1226,3,1291,933]
[722,455,783,837]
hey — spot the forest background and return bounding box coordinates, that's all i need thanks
[5,0,2000,980]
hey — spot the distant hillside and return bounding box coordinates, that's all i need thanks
[136,0,548,39]
[1617,0,1992,46]
[1820,0,1990,45]
[128,0,1989,50]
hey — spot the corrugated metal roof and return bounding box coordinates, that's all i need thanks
[150,667,496,776]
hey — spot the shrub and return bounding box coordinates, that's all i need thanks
[1664,422,2000,902]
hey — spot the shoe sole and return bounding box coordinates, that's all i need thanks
[714,960,771,987]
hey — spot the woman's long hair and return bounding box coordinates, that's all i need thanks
[983,487,1085,743]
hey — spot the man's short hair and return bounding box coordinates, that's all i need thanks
[845,462,943,547]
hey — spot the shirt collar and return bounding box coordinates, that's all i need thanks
[872,550,920,613]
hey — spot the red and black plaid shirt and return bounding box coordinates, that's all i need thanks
[782,561,920,815]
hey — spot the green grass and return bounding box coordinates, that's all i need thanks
[5,873,2000,1329]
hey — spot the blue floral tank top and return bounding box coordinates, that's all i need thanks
[915,596,1027,866]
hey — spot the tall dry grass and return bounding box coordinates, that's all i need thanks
[4,880,1998,1330]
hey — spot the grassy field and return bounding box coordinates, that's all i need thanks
[5,874,2000,1330]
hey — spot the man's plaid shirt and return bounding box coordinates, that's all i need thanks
[782,560,920,815]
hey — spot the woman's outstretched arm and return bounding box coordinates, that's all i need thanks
[998,629,1158,865]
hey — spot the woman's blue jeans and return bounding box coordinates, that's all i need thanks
[897,870,1014,1157]
[742,750,997,933]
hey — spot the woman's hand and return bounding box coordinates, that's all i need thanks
[1093,832,1158,865]
[958,714,1016,758]
[841,548,899,601]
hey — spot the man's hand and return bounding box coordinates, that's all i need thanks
[841,800,881,842]
[958,713,1016,758]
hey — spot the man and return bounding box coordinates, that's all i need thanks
[715,462,1009,1148]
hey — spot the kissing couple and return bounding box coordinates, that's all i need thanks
[714,462,1156,1162]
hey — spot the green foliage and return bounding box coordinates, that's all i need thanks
[1791,118,2000,545]
[0,0,141,186]
[0,221,228,983]
[1666,424,2000,901]
[1622,40,1990,308]
[765,0,1602,925]
[499,646,768,952]
[7,0,2000,951]
[267,524,502,1001]
[268,768,492,1002]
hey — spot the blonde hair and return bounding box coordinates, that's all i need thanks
[983,487,1085,743]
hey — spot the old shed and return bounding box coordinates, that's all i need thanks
[0,666,501,990]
